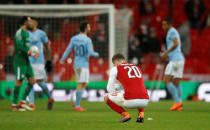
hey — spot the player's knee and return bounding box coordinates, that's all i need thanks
[83,83,88,88]
[163,79,169,85]
[36,79,44,83]
[15,80,22,87]
[77,83,83,91]
[104,94,109,102]
[172,79,180,86]
[29,81,35,86]
[29,78,36,85]
[164,76,173,85]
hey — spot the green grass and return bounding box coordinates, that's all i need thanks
[0,100,210,130]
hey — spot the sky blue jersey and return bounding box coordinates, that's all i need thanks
[166,27,185,62]
[28,29,48,64]
[60,34,99,68]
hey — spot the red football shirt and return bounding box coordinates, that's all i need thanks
[116,63,149,100]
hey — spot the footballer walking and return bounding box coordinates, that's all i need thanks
[104,53,149,123]
[60,21,99,111]
[27,17,54,110]
[161,18,185,111]
[11,16,39,111]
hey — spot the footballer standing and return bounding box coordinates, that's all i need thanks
[11,16,39,111]
[161,18,185,111]
[60,21,99,111]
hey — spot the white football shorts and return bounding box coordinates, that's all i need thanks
[164,61,185,78]
[74,67,89,83]
[31,64,46,80]
[107,91,149,109]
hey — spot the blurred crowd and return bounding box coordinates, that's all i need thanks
[128,0,209,65]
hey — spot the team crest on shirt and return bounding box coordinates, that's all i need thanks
[21,74,25,78]
[33,36,38,41]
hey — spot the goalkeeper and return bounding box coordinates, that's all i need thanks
[11,16,39,111]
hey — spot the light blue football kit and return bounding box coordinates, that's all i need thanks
[29,29,48,64]
[165,27,185,103]
[60,33,99,108]
[166,27,185,62]
[28,29,51,105]
[61,34,99,68]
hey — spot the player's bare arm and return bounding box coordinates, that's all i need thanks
[60,38,74,65]
[44,42,51,60]
[160,37,179,60]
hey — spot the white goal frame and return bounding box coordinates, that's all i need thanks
[0,4,115,69]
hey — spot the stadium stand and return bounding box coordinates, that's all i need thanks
[0,0,210,81]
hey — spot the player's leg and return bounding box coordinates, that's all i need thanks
[37,80,51,99]
[172,78,183,111]
[28,87,35,110]
[20,65,35,110]
[19,77,35,111]
[29,64,54,110]
[135,100,149,123]
[123,99,149,123]
[137,108,144,123]
[35,64,52,100]
[11,65,26,111]
[164,62,181,110]
[27,64,36,110]
[75,82,88,107]
[74,83,86,111]
[12,80,22,105]
[168,62,184,111]
[171,61,184,110]
[13,80,22,105]
[104,94,127,114]
[11,80,26,111]
[164,74,182,110]
[82,83,88,94]
[104,93,131,123]
[22,78,35,101]
[173,78,182,101]
[164,74,179,102]
[74,67,88,111]
[37,79,54,110]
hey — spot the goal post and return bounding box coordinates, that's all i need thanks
[0,4,115,81]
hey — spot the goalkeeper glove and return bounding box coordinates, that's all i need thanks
[45,60,54,74]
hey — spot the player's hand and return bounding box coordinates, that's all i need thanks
[33,53,40,59]
[28,50,32,56]
[45,60,54,74]
[60,61,64,65]
[28,50,39,59]
[160,51,168,60]
[95,52,99,57]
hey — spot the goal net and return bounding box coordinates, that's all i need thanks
[0,5,117,82]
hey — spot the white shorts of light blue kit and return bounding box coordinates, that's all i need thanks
[31,64,46,80]
[107,91,149,109]
[74,67,89,83]
[164,61,184,78]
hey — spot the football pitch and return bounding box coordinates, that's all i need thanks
[0,100,209,130]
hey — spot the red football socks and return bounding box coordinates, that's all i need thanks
[106,99,126,114]
[138,108,144,113]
